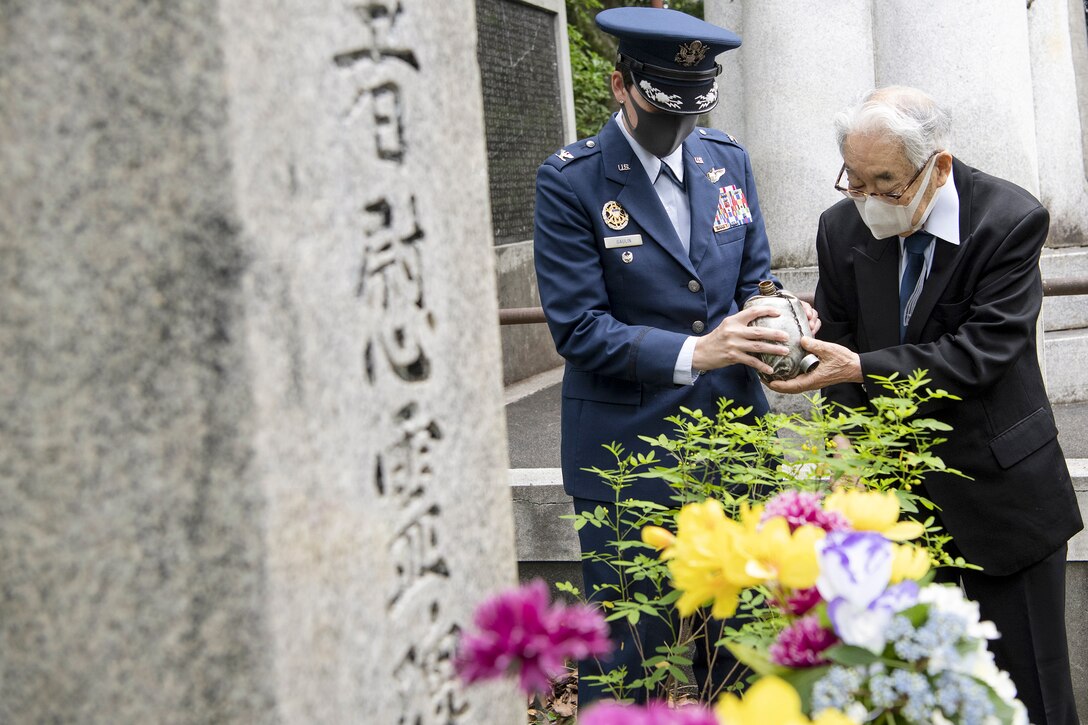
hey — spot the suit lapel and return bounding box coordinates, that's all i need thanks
[685,139,716,269]
[601,120,695,275]
[854,235,902,350]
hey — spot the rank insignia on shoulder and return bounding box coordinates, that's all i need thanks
[727,133,739,144]
[713,184,753,232]
[707,168,726,183]
[602,201,629,231]
[556,149,574,162]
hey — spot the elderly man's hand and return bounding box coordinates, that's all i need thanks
[765,337,863,394]
[800,300,821,336]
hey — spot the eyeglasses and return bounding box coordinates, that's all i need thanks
[834,150,939,202]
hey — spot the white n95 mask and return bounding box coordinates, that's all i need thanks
[852,158,937,239]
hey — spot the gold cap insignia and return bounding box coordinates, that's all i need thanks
[602,201,629,231]
[675,40,708,67]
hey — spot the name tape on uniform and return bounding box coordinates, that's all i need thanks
[604,234,644,249]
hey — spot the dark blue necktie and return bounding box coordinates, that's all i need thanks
[899,231,933,342]
[657,161,685,191]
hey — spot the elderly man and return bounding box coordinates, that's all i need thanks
[771,86,1082,724]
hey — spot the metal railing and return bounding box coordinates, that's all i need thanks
[499,276,1088,326]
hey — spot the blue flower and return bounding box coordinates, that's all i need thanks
[811,665,863,713]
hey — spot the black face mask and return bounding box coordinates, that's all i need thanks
[621,94,698,158]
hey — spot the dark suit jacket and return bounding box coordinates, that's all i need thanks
[534,117,774,504]
[815,157,1082,575]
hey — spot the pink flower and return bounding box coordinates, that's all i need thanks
[768,615,838,667]
[580,701,719,725]
[454,580,611,694]
[774,586,823,616]
[762,490,850,533]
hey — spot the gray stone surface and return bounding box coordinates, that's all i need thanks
[510,469,578,562]
[707,1,874,266]
[872,2,1041,198]
[1,1,521,723]
[1067,561,1088,722]
[1028,0,1088,248]
[1047,330,1088,403]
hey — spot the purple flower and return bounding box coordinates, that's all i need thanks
[580,701,719,725]
[762,490,850,533]
[454,580,611,694]
[769,615,838,667]
[816,531,893,608]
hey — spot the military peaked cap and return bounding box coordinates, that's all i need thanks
[595,7,741,115]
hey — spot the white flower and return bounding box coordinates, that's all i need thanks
[845,702,868,723]
[918,583,998,640]
[931,711,954,725]
[827,598,897,654]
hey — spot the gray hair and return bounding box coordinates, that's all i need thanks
[833,86,952,167]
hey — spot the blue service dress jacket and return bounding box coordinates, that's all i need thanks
[534,117,776,505]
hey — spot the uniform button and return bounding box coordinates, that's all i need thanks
[687,280,701,293]
[692,320,705,333]
[586,140,596,148]
[699,129,707,135]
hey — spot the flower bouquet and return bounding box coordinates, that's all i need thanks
[641,488,1029,724]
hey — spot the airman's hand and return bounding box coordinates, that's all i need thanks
[692,306,790,376]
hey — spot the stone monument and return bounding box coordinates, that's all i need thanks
[0,1,521,722]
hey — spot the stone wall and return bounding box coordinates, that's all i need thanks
[0,1,521,722]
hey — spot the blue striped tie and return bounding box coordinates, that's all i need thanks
[900,231,933,342]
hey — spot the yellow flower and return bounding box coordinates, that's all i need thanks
[813,709,861,725]
[890,542,931,583]
[715,676,857,725]
[824,489,924,541]
[740,510,825,590]
[641,525,676,551]
[665,499,758,619]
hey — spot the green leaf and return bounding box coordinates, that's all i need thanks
[724,641,788,677]
[825,644,881,667]
[667,665,689,684]
[779,664,830,714]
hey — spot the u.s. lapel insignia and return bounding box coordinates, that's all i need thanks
[621,250,634,264]
[602,201,629,231]
[707,168,726,183]
[693,156,704,165]
[675,40,708,67]
[617,163,631,172]
[556,149,574,162]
